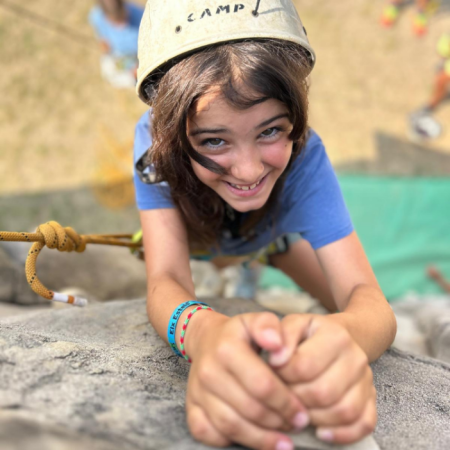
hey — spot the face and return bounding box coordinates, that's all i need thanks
[187,91,294,213]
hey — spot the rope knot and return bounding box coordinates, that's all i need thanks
[36,221,87,253]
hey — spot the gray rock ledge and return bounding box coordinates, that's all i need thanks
[0,299,449,450]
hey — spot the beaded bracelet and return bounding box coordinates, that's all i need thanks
[180,305,214,363]
[167,301,208,357]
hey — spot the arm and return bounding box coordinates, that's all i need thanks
[140,208,305,450]
[316,231,397,361]
[140,207,199,339]
[272,231,395,445]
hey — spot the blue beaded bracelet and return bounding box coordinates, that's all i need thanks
[167,300,207,357]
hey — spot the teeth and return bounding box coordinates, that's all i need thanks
[230,179,262,191]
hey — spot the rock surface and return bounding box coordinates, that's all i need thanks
[392,295,450,363]
[0,299,449,450]
[0,242,147,304]
[0,245,44,305]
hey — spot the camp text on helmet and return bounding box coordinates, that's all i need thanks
[188,4,245,22]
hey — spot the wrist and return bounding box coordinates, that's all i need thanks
[181,310,228,360]
[326,311,395,362]
[326,311,367,341]
[326,311,353,328]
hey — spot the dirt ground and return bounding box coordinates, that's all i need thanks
[0,0,450,197]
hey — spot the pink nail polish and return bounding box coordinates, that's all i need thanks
[293,412,309,430]
[317,429,334,442]
[268,348,289,366]
[262,329,282,346]
[276,439,294,450]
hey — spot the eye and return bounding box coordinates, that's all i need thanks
[260,127,280,138]
[202,138,225,149]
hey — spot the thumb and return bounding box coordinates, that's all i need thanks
[268,314,315,367]
[244,312,284,352]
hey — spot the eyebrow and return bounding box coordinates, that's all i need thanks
[189,113,290,137]
[257,113,290,129]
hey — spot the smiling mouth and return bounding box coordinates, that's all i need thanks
[226,177,264,191]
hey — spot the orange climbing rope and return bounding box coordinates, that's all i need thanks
[0,221,142,307]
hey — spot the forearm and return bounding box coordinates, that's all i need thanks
[328,284,397,362]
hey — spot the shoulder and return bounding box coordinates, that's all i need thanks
[133,110,174,210]
[275,130,353,249]
[284,129,329,190]
[134,110,153,164]
[135,109,152,132]
[296,129,326,167]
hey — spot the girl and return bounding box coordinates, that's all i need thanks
[134,1,397,449]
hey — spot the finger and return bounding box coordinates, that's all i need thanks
[316,387,377,445]
[187,403,231,447]
[219,339,306,425]
[269,314,313,367]
[202,392,295,450]
[193,359,289,430]
[290,352,370,409]
[245,312,284,352]
[307,368,374,426]
[275,320,351,383]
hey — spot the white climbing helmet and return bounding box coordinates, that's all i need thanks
[136,0,316,101]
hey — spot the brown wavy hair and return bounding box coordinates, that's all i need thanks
[143,39,311,248]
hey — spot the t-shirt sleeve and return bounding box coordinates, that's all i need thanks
[278,131,353,249]
[133,111,175,210]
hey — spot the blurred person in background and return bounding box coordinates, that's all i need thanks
[380,0,435,36]
[89,0,144,88]
[409,33,450,140]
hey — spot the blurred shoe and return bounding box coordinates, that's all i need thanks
[409,109,442,141]
[380,3,400,27]
[412,11,428,36]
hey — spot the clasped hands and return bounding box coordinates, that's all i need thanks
[186,312,377,450]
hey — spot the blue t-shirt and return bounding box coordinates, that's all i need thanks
[133,111,353,255]
[89,2,143,61]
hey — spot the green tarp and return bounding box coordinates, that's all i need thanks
[260,177,450,300]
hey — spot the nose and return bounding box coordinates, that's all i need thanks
[229,145,264,183]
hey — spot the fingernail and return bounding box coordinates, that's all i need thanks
[269,347,289,366]
[292,412,309,430]
[262,329,282,347]
[276,439,294,450]
[317,429,334,442]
